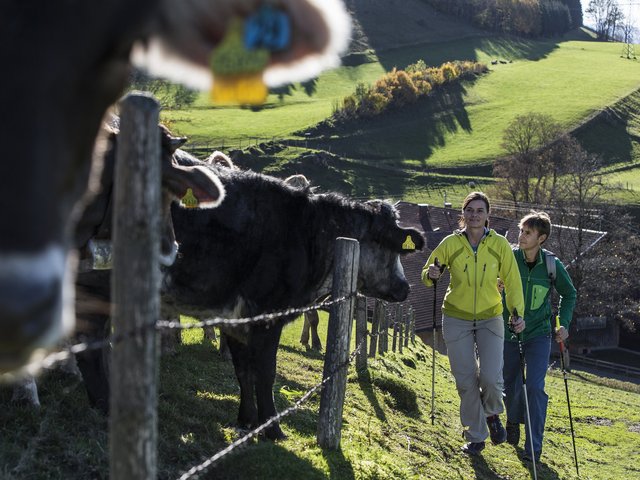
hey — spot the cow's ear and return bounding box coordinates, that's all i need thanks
[160,124,188,153]
[169,136,188,153]
[165,164,225,209]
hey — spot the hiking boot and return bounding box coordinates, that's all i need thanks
[487,414,507,445]
[523,450,542,463]
[461,441,485,456]
[506,421,520,446]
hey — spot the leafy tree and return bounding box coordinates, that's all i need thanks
[129,70,197,109]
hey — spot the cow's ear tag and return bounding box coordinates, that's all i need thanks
[181,188,198,208]
[244,5,291,52]
[402,235,416,250]
[210,17,269,105]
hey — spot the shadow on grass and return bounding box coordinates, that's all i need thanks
[322,447,356,480]
[194,441,329,480]
[512,446,562,480]
[377,35,560,72]
[307,82,473,166]
[356,368,387,422]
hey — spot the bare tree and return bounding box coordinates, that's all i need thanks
[493,113,562,206]
[550,146,608,294]
[586,0,625,40]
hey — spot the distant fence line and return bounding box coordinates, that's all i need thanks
[569,354,640,379]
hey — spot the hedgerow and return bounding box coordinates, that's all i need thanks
[332,60,487,121]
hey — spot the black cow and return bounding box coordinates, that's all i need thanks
[0,0,350,371]
[163,159,425,439]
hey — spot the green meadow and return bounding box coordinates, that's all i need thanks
[2,316,639,479]
[159,28,640,206]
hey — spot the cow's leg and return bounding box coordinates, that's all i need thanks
[308,310,322,351]
[300,314,311,348]
[160,317,181,355]
[252,323,286,440]
[11,375,40,408]
[203,325,217,342]
[75,315,111,414]
[225,333,258,430]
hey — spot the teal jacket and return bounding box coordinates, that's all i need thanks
[503,248,576,342]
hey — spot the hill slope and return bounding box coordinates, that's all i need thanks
[1,316,639,479]
[160,5,640,205]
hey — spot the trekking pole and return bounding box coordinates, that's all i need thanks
[511,309,537,480]
[430,258,444,425]
[556,315,579,477]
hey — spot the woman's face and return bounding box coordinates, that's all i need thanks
[462,199,488,229]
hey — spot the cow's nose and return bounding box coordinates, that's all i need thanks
[391,281,410,302]
[0,276,61,370]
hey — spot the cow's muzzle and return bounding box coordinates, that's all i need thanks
[0,246,71,372]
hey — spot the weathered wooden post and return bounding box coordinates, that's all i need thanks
[397,303,404,354]
[355,295,368,371]
[317,238,359,450]
[110,92,161,479]
[403,304,410,348]
[392,317,398,353]
[369,299,383,358]
[410,307,416,344]
[380,303,389,355]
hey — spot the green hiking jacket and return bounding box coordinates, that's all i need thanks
[503,248,577,342]
[422,229,524,321]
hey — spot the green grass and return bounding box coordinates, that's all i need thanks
[158,29,640,207]
[163,31,640,169]
[2,315,639,479]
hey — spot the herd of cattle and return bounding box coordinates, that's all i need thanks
[1,0,427,442]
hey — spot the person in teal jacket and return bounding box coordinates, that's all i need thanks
[502,211,577,463]
[423,191,525,456]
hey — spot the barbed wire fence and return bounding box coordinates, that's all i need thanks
[1,96,421,479]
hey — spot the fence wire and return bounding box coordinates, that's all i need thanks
[177,335,367,480]
[0,294,359,383]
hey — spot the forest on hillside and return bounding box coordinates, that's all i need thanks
[420,0,583,37]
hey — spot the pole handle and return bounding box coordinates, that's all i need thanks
[556,315,565,353]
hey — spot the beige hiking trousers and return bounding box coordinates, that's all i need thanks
[442,314,505,443]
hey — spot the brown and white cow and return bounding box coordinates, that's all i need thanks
[0,0,351,371]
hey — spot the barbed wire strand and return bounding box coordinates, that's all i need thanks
[0,294,359,383]
[177,335,367,480]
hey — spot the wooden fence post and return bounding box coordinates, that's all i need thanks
[110,92,160,479]
[396,303,404,354]
[355,295,368,371]
[369,299,382,358]
[403,304,410,348]
[392,319,398,353]
[410,307,416,345]
[317,238,359,450]
[380,303,389,355]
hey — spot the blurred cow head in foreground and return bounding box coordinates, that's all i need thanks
[0,0,351,372]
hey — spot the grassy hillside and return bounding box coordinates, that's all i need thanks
[2,315,639,479]
[157,5,640,205]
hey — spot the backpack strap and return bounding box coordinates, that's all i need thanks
[544,250,556,288]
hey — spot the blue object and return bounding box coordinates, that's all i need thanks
[244,5,291,51]
[503,334,552,455]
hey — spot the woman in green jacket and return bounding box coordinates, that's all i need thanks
[502,211,576,462]
[422,191,525,455]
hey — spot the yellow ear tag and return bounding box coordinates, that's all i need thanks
[210,18,269,105]
[402,235,416,250]
[181,188,198,208]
